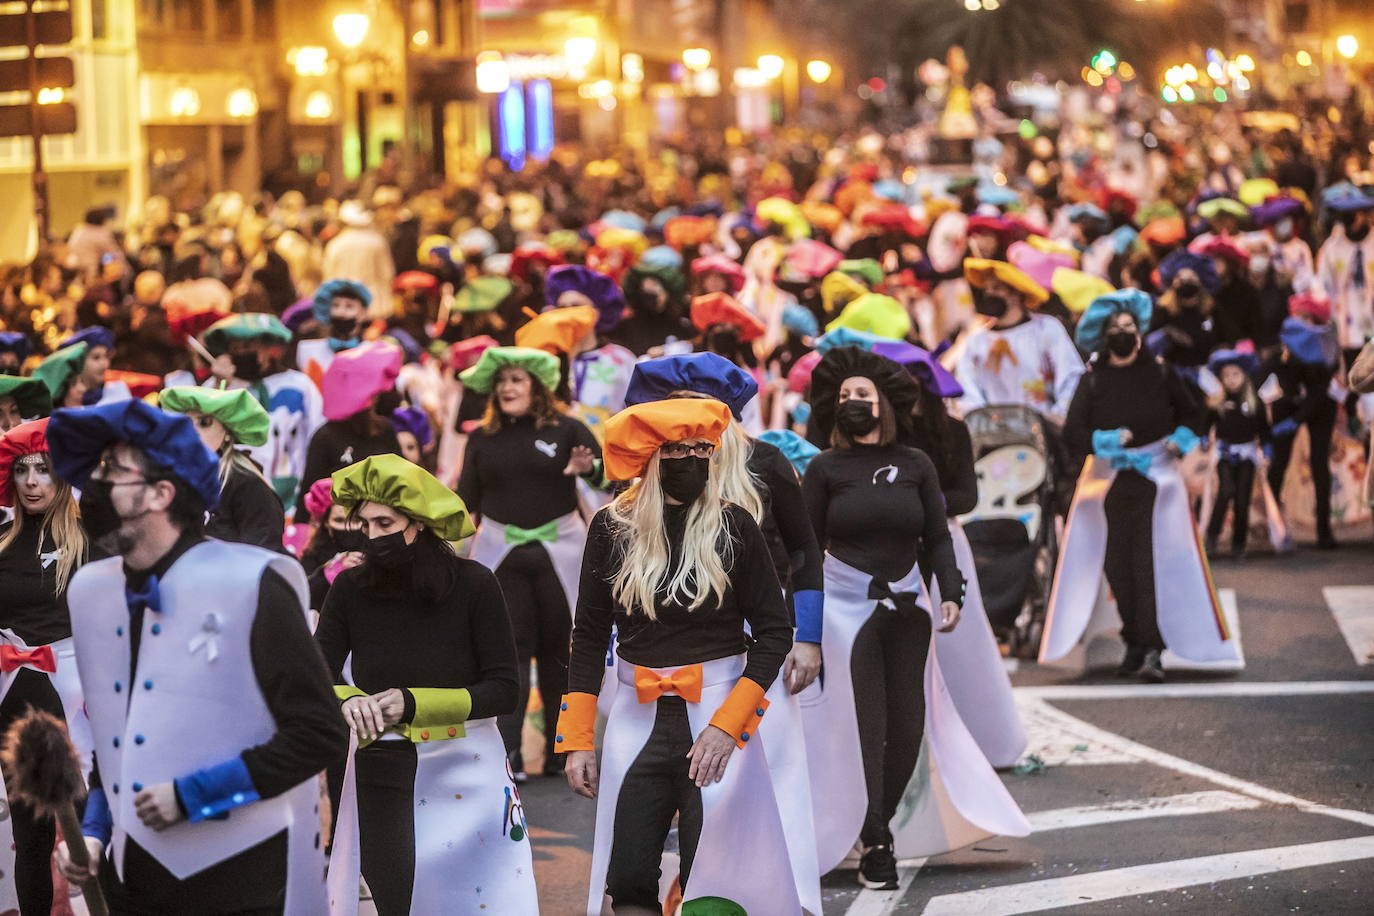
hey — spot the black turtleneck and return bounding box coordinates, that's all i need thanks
[1061,354,1205,465]
[0,514,73,644]
[457,412,602,528]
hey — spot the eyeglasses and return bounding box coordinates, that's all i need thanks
[660,442,716,460]
[90,458,149,483]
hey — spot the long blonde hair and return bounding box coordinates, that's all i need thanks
[0,471,87,595]
[219,441,270,489]
[606,451,734,619]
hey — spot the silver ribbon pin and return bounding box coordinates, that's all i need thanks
[189,612,222,662]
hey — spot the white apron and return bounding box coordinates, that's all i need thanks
[930,522,1027,768]
[328,718,538,915]
[757,677,823,915]
[1041,442,1243,667]
[801,555,1030,873]
[587,655,800,916]
[469,511,586,615]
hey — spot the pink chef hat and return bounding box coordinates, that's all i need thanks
[321,340,403,421]
[303,477,334,519]
[1007,240,1076,292]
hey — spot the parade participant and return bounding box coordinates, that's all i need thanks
[515,305,599,401]
[33,341,95,409]
[159,386,284,550]
[321,201,394,320]
[1200,236,1260,347]
[689,254,746,298]
[955,258,1084,423]
[1045,290,1237,681]
[1149,250,1220,375]
[297,477,365,609]
[48,399,347,914]
[800,345,1027,890]
[296,340,403,520]
[1314,185,1374,365]
[296,278,374,382]
[458,345,604,780]
[558,399,804,916]
[57,327,130,404]
[317,454,537,915]
[1204,348,1271,559]
[613,262,693,357]
[1245,196,1313,348]
[0,332,30,374]
[0,376,51,433]
[542,265,638,435]
[0,418,90,916]
[388,405,432,467]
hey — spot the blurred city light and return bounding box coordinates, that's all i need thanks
[806,60,832,83]
[228,88,258,118]
[564,37,598,68]
[304,91,334,119]
[683,48,712,71]
[1236,54,1256,71]
[1337,35,1359,60]
[37,87,64,104]
[757,55,785,80]
[332,13,370,49]
[476,51,511,94]
[1295,50,1313,67]
[170,87,201,117]
[411,30,429,47]
[293,46,329,76]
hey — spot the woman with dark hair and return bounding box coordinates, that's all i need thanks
[1046,290,1240,682]
[613,262,693,357]
[317,454,536,915]
[457,345,605,781]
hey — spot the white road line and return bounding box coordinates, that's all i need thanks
[844,860,926,916]
[1016,679,1374,701]
[920,835,1374,916]
[1027,790,1262,833]
[1015,697,1138,766]
[1323,586,1374,665]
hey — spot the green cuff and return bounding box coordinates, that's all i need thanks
[580,458,608,490]
[396,687,472,743]
[334,685,367,703]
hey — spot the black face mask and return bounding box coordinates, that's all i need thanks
[975,294,1009,319]
[364,529,415,568]
[659,456,711,504]
[1175,281,1201,299]
[1347,222,1371,242]
[79,478,149,542]
[836,399,881,438]
[329,317,361,341]
[231,351,264,381]
[334,528,368,554]
[1104,330,1139,358]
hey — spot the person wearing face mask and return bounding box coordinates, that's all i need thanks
[558,398,803,916]
[543,265,639,437]
[611,262,694,357]
[0,376,51,434]
[316,454,536,916]
[1149,250,1220,377]
[1315,186,1374,367]
[1246,197,1315,348]
[159,386,285,550]
[1048,290,1237,683]
[47,399,347,915]
[296,279,376,383]
[1198,236,1260,347]
[800,346,1027,892]
[457,346,605,781]
[955,258,1085,424]
[297,477,365,610]
[0,418,91,916]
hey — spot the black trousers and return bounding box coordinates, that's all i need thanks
[1103,471,1165,652]
[1268,399,1337,539]
[851,601,932,847]
[0,669,64,916]
[354,742,419,916]
[494,543,572,766]
[1207,457,1257,551]
[605,696,703,909]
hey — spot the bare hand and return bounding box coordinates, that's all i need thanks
[686,725,737,787]
[134,782,184,831]
[1119,429,1134,445]
[210,353,236,380]
[371,688,407,729]
[342,694,387,741]
[334,551,365,569]
[936,600,961,633]
[783,642,822,695]
[55,836,104,882]
[1165,441,1183,459]
[565,750,599,799]
[563,445,596,476]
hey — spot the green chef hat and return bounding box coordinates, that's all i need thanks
[838,258,884,287]
[458,345,560,395]
[32,342,88,400]
[202,313,292,355]
[158,386,271,447]
[452,276,515,314]
[332,453,475,541]
[0,375,54,419]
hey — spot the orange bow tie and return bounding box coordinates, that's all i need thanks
[634,664,703,704]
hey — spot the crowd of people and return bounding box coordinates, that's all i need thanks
[0,111,1372,914]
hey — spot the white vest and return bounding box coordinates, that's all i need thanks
[69,540,314,880]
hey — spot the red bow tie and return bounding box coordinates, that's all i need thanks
[0,644,56,674]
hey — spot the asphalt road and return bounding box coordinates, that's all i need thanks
[516,530,1374,915]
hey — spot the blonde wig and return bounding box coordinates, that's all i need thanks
[0,461,87,595]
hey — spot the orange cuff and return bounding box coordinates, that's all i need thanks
[554,692,598,753]
[708,678,770,749]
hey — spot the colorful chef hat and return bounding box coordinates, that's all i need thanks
[638,246,685,271]
[0,375,52,420]
[838,258,884,287]
[452,276,514,314]
[967,214,1015,240]
[449,335,499,372]
[1066,203,1108,225]
[1321,182,1374,213]
[60,326,115,353]
[158,386,270,447]
[600,209,647,233]
[1074,289,1154,352]
[786,349,821,394]
[1207,346,1261,379]
[459,345,560,395]
[1158,249,1220,293]
[0,332,30,364]
[824,293,911,341]
[869,341,964,398]
[814,327,888,355]
[394,271,439,293]
[1288,291,1331,324]
[800,201,844,235]
[690,255,746,294]
[332,453,474,541]
[601,398,731,481]
[32,343,88,400]
[783,302,819,339]
[544,265,626,332]
[0,418,50,507]
[664,215,716,251]
[311,278,373,323]
[509,244,564,283]
[1197,197,1248,223]
[1007,240,1075,291]
[321,340,403,422]
[1250,196,1306,227]
[47,399,221,509]
[303,476,334,520]
[807,346,919,442]
[389,405,433,449]
[963,258,1050,307]
[755,197,811,240]
[1139,217,1187,247]
[1197,235,1251,270]
[625,352,759,419]
[757,428,821,476]
[780,239,843,282]
[821,271,869,316]
[624,262,687,309]
[202,313,292,355]
[1051,268,1116,314]
[515,305,598,357]
[690,293,766,342]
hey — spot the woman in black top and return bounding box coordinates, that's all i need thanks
[800,346,963,892]
[0,418,89,916]
[316,454,537,914]
[458,345,606,779]
[557,399,801,916]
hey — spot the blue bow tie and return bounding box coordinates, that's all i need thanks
[327,336,360,353]
[125,574,162,617]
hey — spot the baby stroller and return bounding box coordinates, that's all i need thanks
[957,405,1067,657]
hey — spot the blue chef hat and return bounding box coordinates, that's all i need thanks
[1075,288,1154,353]
[0,331,29,363]
[1158,249,1220,294]
[311,278,373,324]
[624,352,759,419]
[758,429,821,476]
[59,326,116,353]
[47,399,222,510]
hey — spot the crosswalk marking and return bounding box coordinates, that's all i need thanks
[1014,697,1139,766]
[1017,680,1374,700]
[844,860,926,916]
[1322,585,1374,665]
[920,835,1374,915]
[1026,790,1262,833]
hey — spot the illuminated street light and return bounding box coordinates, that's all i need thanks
[806,59,832,83]
[293,46,329,76]
[683,48,712,71]
[1236,54,1256,71]
[565,37,598,68]
[411,30,429,47]
[1337,35,1359,60]
[757,55,785,80]
[332,13,370,49]
[170,87,201,117]
[228,88,258,118]
[475,51,510,94]
[37,87,64,104]
[1295,50,1313,67]
[304,90,334,120]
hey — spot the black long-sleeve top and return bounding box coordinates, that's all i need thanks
[0,516,73,645]
[295,419,400,519]
[1265,352,1336,427]
[1149,306,1217,367]
[457,413,602,529]
[567,502,792,694]
[315,553,521,721]
[1212,278,1262,347]
[801,444,961,598]
[207,464,287,551]
[1209,394,1271,446]
[907,418,978,517]
[1062,354,1206,466]
[747,438,823,594]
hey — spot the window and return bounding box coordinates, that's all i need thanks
[91,0,108,38]
[216,0,242,37]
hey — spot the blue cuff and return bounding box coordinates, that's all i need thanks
[82,786,113,845]
[1272,418,1298,439]
[793,401,812,424]
[1167,425,1200,456]
[794,589,824,644]
[1092,428,1126,455]
[174,757,260,823]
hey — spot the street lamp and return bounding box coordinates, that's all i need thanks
[683,48,712,72]
[333,13,370,49]
[1337,35,1359,60]
[565,37,598,69]
[757,54,785,80]
[475,51,510,94]
[806,59,832,83]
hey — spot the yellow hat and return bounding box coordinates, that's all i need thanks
[1025,235,1080,264]
[963,258,1050,307]
[1050,268,1116,313]
[821,270,869,315]
[825,293,911,340]
[602,399,731,481]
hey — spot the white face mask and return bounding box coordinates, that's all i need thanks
[1274,218,1294,240]
[1250,253,1270,274]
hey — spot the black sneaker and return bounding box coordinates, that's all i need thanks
[858,844,899,890]
[1116,647,1146,678]
[1137,649,1165,684]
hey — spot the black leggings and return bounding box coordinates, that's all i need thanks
[355,742,419,916]
[1207,457,1257,551]
[851,601,932,847]
[0,669,65,916]
[1103,471,1164,652]
[1268,399,1336,539]
[494,543,572,766]
[605,697,703,908]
